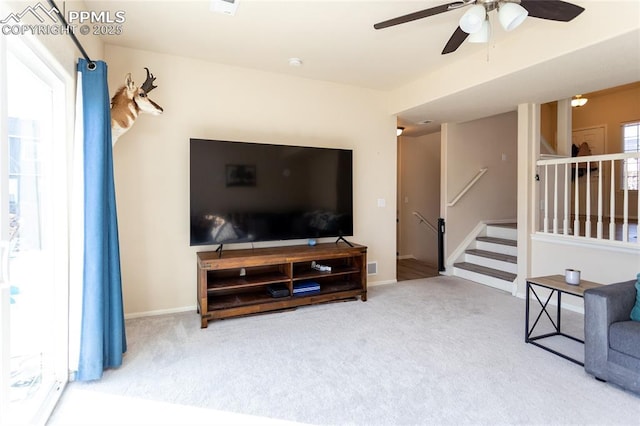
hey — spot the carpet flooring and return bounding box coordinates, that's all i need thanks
[48,276,639,425]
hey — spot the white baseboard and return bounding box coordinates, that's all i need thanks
[486,218,518,225]
[125,305,195,320]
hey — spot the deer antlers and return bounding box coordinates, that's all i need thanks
[140,67,158,93]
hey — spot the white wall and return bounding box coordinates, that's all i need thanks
[530,237,639,288]
[104,44,397,316]
[442,112,518,260]
[397,132,440,265]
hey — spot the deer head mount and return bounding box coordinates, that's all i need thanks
[110,67,163,145]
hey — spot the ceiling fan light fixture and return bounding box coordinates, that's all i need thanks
[468,18,491,43]
[498,2,528,31]
[459,4,486,34]
[374,0,585,55]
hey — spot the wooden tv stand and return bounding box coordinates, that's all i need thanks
[196,242,367,328]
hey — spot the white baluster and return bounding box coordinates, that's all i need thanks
[637,155,640,245]
[622,159,629,242]
[543,164,549,233]
[553,164,558,234]
[564,163,569,235]
[597,160,603,239]
[574,160,580,236]
[609,160,615,240]
[585,161,591,238]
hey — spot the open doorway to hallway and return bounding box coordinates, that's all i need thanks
[396,129,441,282]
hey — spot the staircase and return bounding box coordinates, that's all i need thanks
[452,223,517,294]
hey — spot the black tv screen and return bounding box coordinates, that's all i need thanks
[190,139,353,246]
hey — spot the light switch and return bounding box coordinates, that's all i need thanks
[377,198,386,208]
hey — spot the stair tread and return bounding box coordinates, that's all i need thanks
[453,262,517,282]
[476,236,517,247]
[465,249,517,263]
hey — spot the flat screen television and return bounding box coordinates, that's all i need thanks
[190,138,353,246]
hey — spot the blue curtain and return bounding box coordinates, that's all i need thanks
[76,58,126,381]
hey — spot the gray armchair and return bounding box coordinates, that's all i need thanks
[584,279,640,394]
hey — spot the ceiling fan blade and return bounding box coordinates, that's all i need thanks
[442,27,469,55]
[519,0,585,22]
[374,1,467,30]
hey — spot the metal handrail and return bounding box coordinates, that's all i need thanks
[447,167,488,207]
[412,211,437,234]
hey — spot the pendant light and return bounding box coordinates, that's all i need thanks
[571,95,588,107]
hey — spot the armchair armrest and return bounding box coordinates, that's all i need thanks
[584,280,636,377]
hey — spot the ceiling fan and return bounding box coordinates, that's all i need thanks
[374,0,585,55]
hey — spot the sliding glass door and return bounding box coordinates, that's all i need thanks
[0,36,70,426]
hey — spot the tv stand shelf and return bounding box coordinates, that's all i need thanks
[196,242,367,328]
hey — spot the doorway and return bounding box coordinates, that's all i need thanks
[396,130,441,281]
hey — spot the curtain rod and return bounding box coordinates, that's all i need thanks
[47,0,96,69]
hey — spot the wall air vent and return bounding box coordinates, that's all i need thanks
[210,0,239,16]
[367,262,378,275]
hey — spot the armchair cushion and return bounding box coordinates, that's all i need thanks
[609,320,640,359]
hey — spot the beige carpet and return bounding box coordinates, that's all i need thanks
[49,276,639,425]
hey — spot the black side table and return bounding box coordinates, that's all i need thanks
[525,275,603,366]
